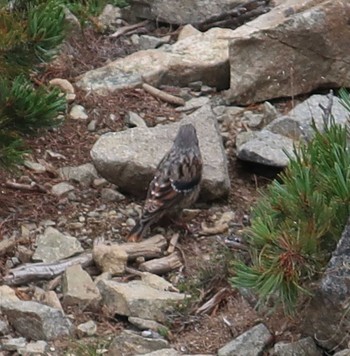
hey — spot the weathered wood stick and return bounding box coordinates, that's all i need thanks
[5,180,47,193]
[109,20,149,38]
[142,83,185,107]
[121,234,168,260]
[139,252,182,275]
[167,233,179,254]
[2,253,93,286]
[195,287,230,315]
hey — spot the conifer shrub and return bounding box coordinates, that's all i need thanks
[0,0,67,169]
[231,91,350,313]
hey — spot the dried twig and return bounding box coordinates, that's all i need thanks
[3,253,93,286]
[109,20,149,38]
[195,288,230,315]
[142,83,185,107]
[139,252,183,274]
[5,180,47,193]
[167,233,180,254]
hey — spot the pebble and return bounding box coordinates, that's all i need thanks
[69,105,88,120]
[126,218,136,227]
[87,119,97,131]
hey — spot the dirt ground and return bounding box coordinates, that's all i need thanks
[0,26,301,355]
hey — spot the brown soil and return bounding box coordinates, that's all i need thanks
[0,26,300,355]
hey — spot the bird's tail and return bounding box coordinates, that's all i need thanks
[127,221,145,242]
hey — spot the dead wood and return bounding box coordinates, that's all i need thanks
[121,234,168,260]
[167,233,180,254]
[2,253,93,286]
[195,288,230,315]
[5,180,47,193]
[139,252,182,274]
[142,83,185,107]
[109,20,149,38]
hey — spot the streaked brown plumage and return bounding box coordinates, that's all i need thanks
[128,123,203,242]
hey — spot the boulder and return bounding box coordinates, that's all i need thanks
[91,105,230,200]
[228,0,350,104]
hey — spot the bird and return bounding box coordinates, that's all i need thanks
[128,123,203,242]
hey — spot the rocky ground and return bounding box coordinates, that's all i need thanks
[1,1,349,355]
[0,23,294,355]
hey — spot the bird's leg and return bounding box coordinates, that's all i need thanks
[169,216,199,235]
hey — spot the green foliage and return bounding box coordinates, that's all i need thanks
[231,92,350,313]
[0,0,66,77]
[0,0,67,169]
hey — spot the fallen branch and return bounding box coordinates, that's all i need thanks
[167,233,180,254]
[5,180,47,193]
[109,20,149,38]
[195,288,230,315]
[2,253,93,286]
[121,234,168,260]
[139,252,182,274]
[142,83,185,107]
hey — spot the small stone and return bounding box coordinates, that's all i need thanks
[188,81,203,91]
[62,264,101,308]
[128,316,168,333]
[101,188,126,202]
[131,34,140,45]
[2,337,27,351]
[0,319,10,336]
[24,160,46,173]
[49,78,75,103]
[243,111,264,128]
[201,85,215,94]
[17,245,33,263]
[18,340,48,355]
[0,286,20,303]
[87,119,97,131]
[51,182,74,196]
[126,111,147,128]
[77,320,97,337]
[273,337,321,356]
[177,24,201,41]
[32,227,83,263]
[93,243,128,275]
[139,35,168,50]
[93,178,108,188]
[126,218,136,227]
[69,105,88,120]
[59,163,98,187]
[176,96,210,112]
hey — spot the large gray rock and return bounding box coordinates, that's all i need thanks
[97,279,185,323]
[91,105,230,200]
[0,301,72,340]
[236,130,295,167]
[218,323,272,356]
[127,0,245,25]
[302,218,350,351]
[76,27,237,94]
[228,0,350,104]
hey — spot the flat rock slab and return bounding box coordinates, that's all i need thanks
[76,27,236,94]
[97,279,185,323]
[32,227,83,263]
[218,323,272,356]
[228,0,350,104]
[127,0,245,25]
[91,105,230,201]
[0,300,72,341]
[273,337,321,356]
